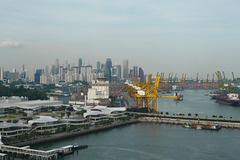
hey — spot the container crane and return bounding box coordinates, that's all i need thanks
[135,73,181,113]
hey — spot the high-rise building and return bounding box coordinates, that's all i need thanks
[0,67,4,80]
[129,69,134,79]
[112,65,121,83]
[97,61,101,73]
[105,58,112,82]
[55,58,59,74]
[20,64,26,79]
[21,64,25,73]
[133,66,138,79]
[51,65,56,75]
[123,59,129,80]
[81,65,92,82]
[34,69,44,83]
[78,58,82,74]
[139,67,144,83]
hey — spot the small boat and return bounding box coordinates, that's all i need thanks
[73,144,88,150]
[174,92,183,101]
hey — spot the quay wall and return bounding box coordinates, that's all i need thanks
[13,120,138,147]
[127,112,240,123]
[138,117,240,129]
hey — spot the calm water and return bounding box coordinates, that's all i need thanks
[159,89,240,118]
[33,90,240,160]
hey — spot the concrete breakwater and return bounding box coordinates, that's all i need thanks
[13,120,138,147]
[138,117,240,129]
[127,112,240,123]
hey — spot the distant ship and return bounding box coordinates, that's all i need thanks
[215,93,240,106]
[209,91,220,99]
[183,121,221,130]
[173,92,183,101]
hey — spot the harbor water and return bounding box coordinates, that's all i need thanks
[32,90,240,160]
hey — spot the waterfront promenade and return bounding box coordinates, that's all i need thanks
[128,112,240,129]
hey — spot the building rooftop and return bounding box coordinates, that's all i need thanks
[6,100,63,110]
[0,122,30,129]
[28,116,58,125]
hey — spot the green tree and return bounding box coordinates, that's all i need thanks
[60,112,65,118]
[66,112,71,118]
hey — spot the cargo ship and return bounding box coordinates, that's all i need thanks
[215,93,240,106]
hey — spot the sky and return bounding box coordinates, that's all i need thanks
[0,0,240,79]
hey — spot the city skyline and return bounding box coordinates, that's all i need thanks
[1,0,240,78]
[0,57,237,80]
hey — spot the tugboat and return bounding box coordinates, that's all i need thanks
[174,92,183,101]
[183,121,221,130]
[73,144,88,150]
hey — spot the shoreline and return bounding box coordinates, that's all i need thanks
[12,120,138,147]
[10,114,240,147]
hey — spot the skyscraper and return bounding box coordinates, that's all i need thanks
[105,58,112,82]
[0,67,4,80]
[55,58,59,74]
[133,66,138,79]
[78,58,82,74]
[97,61,101,73]
[34,69,44,83]
[123,59,129,80]
[139,67,144,83]
[20,64,26,79]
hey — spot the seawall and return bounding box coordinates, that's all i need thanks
[13,120,138,147]
[138,117,240,129]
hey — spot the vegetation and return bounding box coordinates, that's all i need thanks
[0,84,48,100]
[94,119,114,127]
[76,110,86,116]
[118,116,131,122]
[66,112,71,118]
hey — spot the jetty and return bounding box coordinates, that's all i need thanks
[138,116,240,129]
[0,144,88,160]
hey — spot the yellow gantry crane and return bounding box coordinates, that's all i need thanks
[134,73,180,112]
[203,74,209,89]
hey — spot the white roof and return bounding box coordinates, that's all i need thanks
[28,116,58,125]
[83,106,126,117]
[0,122,30,129]
[8,100,63,109]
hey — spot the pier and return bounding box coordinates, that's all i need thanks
[0,144,80,160]
[138,116,240,129]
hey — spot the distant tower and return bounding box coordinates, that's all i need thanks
[12,68,16,73]
[55,58,59,74]
[21,64,25,73]
[133,66,138,79]
[78,58,82,74]
[105,58,112,82]
[0,67,4,80]
[97,61,101,73]
[139,67,144,83]
[34,69,44,83]
[20,64,26,79]
[123,59,129,80]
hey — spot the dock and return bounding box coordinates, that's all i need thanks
[138,117,240,129]
[0,144,86,160]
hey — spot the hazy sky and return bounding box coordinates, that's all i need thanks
[1,0,240,78]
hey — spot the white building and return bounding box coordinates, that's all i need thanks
[83,105,126,122]
[87,78,109,100]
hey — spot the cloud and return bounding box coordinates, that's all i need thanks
[0,41,24,48]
